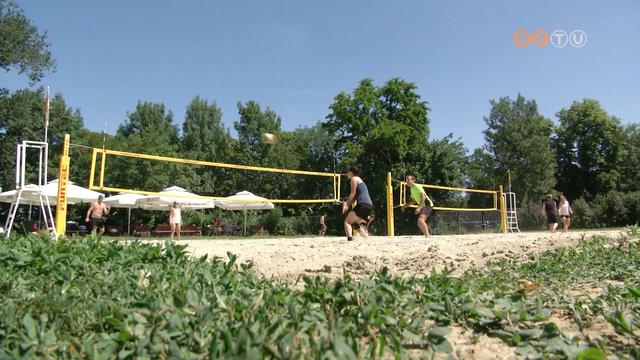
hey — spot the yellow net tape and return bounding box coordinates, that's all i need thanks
[88,148,341,204]
[397,180,498,211]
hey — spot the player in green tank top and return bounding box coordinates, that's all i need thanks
[401,174,434,237]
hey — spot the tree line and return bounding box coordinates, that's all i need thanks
[1,82,639,233]
[1,0,638,234]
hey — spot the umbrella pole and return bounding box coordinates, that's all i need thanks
[244,209,247,236]
[128,208,131,236]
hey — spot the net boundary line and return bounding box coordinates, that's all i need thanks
[386,173,508,236]
[396,179,498,211]
[90,186,340,204]
[88,147,342,204]
[89,147,339,177]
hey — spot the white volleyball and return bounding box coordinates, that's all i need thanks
[261,133,277,144]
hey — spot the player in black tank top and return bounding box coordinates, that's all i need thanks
[541,194,558,233]
[342,166,373,241]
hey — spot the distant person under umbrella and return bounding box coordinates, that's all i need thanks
[169,201,182,240]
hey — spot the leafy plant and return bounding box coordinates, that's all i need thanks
[1,234,638,358]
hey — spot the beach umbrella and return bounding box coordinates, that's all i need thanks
[0,185,54,205]
[41,179,104,204]
[0,180,103,205]
[135,186,215,210]
[103,193,146,235]
[216,191,274,235]
[0,180,103,236]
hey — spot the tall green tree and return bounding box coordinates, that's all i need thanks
[465,148,499,207]
[323,78,430,212]
[424,134,467,188]
[110,102,183,192]
[483,94,556,202]
[231,101,306,200]
[619,124,640,192]
[234,100,281,160]
[554,99,624,200]
[182,97,233,194]
[0,0,55,84]
[422,134,468,205]
[286,124,338,204]
[324,78,429,170]
[0,88,83,190]
[182,97,230,161]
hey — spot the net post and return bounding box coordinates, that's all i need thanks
[99,149,107,189]
[332,175,337,201]
[386,172,394,236]
[55,134,71,237]
[89,148,97,188]
[499,185,507,233]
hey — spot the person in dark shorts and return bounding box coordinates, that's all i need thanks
[318,212,327,236]
[342,166,373,241]
[402,174,434,237]
[86,195,110,237]
[541,194,558,233]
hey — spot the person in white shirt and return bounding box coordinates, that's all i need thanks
[557,194,573,232]
[169,201,182,240]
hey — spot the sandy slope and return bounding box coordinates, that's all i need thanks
[173,229,623,282]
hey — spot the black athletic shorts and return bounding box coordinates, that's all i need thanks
[353,203,373,220]
[90,217,105,228]
[546,213,558,224]
[418,206,433,217]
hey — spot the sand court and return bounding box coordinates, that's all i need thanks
[151,229,624,282]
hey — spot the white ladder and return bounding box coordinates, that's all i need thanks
[4,141,57,237]
[504,192,520,233]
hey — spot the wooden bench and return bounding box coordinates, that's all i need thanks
[181,224,202,236]
[152,224,172,236]
[152,224,201,237]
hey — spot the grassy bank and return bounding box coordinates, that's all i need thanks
[0,229,638,359]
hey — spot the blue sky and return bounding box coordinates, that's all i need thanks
[3,0,639,150]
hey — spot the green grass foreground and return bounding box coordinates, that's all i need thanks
[1,230,639,359]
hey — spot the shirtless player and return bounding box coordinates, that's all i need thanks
[86,195,110,237]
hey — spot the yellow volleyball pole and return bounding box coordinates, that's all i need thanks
[55,134,71,237]
[99,149,107,189]
[89,148,97,188]
[499,185,507,233]
[386,172,394,236]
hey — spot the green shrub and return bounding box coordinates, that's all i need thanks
[182,210,213,229]
[517,200,546,230]
[571,197,594,228]
[260,210,294,236]
[292,215,313,235]
[580,191,640,228]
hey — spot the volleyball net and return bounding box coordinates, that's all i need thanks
[53,135,342,235]
[86,147,342,204]
[385,173,507,236]
[52,134,507,237]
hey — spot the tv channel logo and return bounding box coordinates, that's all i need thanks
[513,29,587,48]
